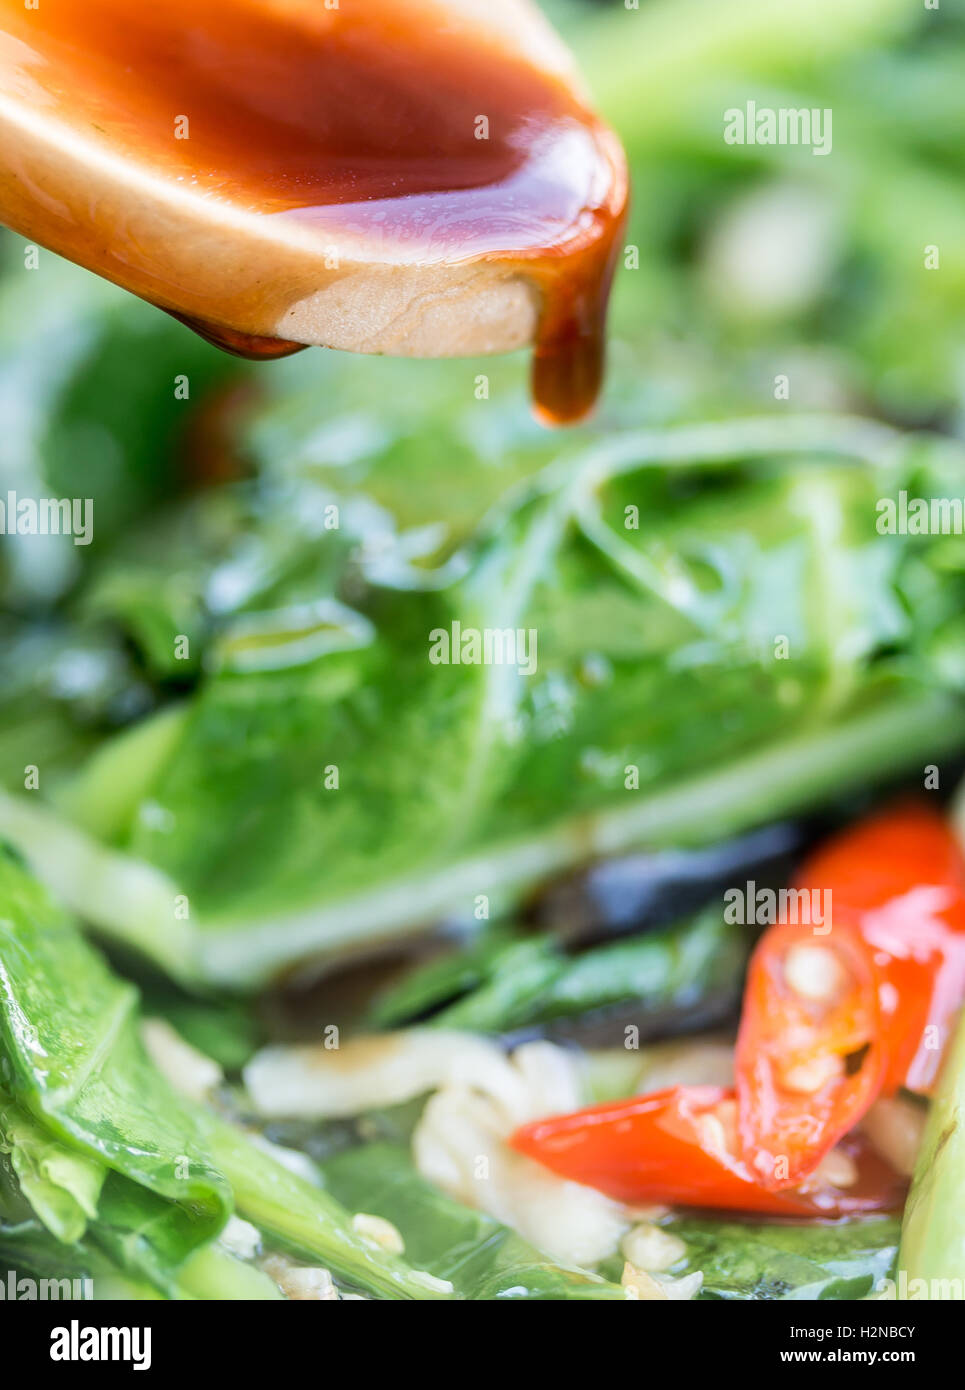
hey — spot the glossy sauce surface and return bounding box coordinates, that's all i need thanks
[0,0,627,422]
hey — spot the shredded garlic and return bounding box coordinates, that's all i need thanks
[621,1224,687,1273]
[810,1146,858,1189]
[245,1030,529,1119]
[262,1256,339,1301]
[220,1216,262,1261]
[410,1270,454,1294]
[140,1017,222,1101]
[413,1041,630,1267]
[352,1212,405,1255]
[861,1096,926,1177]
[622,1263,703,1302]
[659,1270,704,1301]
[622,1262,667,1300]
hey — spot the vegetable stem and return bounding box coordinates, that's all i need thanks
[204,1118,453,1300]
[898,1008,965,1295]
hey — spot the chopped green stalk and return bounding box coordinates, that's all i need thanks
[176,1241,283,1301]
[898,1009,965,1295]
[367,926,522,1028]
[52,705,190,844]
[427,938,561,1032]
[0,791,196,985]
[0,1218,164,1301]
[92,1273,167,1301]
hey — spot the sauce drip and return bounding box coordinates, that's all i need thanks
[0,0,627,422]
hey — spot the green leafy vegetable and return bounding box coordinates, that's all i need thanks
[0,1096,103,1244]
[0,850,229,1242]
[898,1004,965,1295]
[4,420,964,988]
[367,926,524,1028]
[663,1215,900,1300]
[0,851,453,1298]
[141,991,262,1073]
[372,903,744,1037]
[2,0,962,1306]
[320,1142,624,1300]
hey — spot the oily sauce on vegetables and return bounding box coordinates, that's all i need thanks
[0,0,628,422]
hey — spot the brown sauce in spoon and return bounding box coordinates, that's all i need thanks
[0,0,627,422]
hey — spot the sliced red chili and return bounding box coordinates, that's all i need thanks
[735,919,886,1188]
[737,804,965,1189]
[510,1085,903,1216]
[794,804,965,1094]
